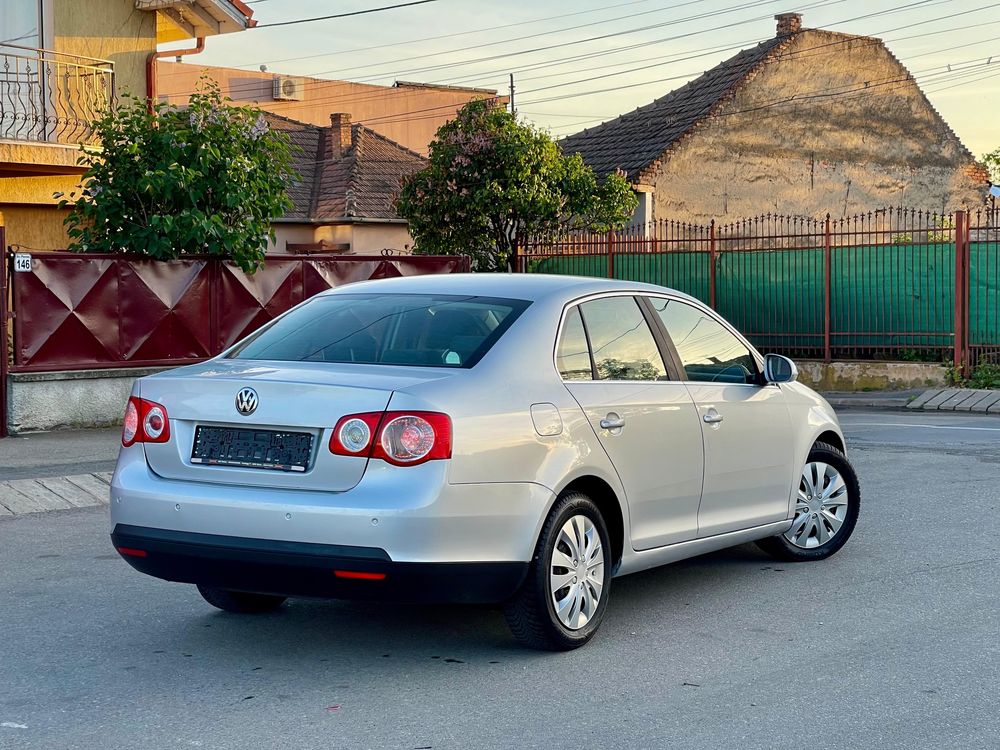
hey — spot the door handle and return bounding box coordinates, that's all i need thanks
[599,415,626,430]
[703,409,724,424]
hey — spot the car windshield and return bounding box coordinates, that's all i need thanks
[227,293,530,368]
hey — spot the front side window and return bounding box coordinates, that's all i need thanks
[578,296,666,381]
[650,298,758,384]
[229,294,529,368]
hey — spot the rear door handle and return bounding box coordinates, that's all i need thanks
[600,415,626,430]
[703,409,724,424]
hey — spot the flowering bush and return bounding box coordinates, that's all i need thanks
[58,79,295,272]
[397,99,637,271]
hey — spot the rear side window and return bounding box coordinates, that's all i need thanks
[578,296,667,381]
[650,298,758,384]
[556,307,593,380]
[229,294,529,368]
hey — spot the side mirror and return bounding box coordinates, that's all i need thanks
[764,353,798,384]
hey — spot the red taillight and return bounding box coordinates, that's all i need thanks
[122,399,139,446]
[375,412,452,466]
[116,546,148,558]
[330,412,384,456]
[328,410,451,467]
[122,397,171,447]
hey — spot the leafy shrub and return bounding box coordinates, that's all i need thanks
[58,79,295,273]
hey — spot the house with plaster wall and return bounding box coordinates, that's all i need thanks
[561,13,989,226]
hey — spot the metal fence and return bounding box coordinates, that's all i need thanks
[3,251,469,372]
[519,208,1000,369]
[0,45,114,145]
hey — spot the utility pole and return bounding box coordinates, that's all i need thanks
[509,73,515,115]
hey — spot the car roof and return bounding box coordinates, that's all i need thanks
[318,273,699,306]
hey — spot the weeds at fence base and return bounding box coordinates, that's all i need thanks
[948,362,1000,390]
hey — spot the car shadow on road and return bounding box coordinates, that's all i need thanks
[135,544,776,665]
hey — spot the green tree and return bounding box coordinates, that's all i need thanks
[596,358,660,381]
[58,80,295,272]
[396,99,637,271]
[983,147,1000,183]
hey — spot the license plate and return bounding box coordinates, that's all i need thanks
[191,426,313,472]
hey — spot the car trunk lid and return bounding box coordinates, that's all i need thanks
[139,359,456,492]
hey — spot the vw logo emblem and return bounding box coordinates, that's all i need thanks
[235,387,258,416]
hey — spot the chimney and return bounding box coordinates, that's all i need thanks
[329,113,352,157]
[775,12,802,36]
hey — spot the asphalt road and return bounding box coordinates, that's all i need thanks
[1,409,998,750]
[0,428,120,481]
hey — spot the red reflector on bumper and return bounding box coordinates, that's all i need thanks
[333,570,386,581]
[117,546,148,558]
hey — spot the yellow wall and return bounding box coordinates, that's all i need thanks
[0,205,71,250]
[350,224,413,254]
[52,0,158,99]
[270,223,414,255]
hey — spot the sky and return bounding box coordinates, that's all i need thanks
[175,0,999,157]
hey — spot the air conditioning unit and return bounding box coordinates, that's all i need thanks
[273,76,305,101]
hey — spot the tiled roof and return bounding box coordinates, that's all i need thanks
[264,112,427,222]
[263,113,321,220]
[560,36,790,183]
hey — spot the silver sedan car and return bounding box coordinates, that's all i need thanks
[111,274,860,650]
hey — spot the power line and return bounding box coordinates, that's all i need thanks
[520,21,1000,93]
[228,0,658,69]
[381,0,968,87]
[162,0,838,104]
[435,0,972,88]
[441,0,944,89]
[331,0,792,83]
[517,4,1000,106]
[160,0,781,101]
[253,0,442,30]
[162,0,944,104]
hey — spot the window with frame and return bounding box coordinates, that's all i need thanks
[229,294,529,368]
[577,296,667,381]
[556,306,593,380]
[649,298,758,385]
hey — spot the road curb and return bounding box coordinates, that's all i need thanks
[906,388,1000,413]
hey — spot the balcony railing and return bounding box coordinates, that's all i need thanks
[0,44,114,146]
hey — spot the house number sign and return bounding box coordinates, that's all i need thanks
[13,253,31,272]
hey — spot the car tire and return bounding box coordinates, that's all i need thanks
[196,585,287,614]
[504,492,612,651]
[756,441,861,562]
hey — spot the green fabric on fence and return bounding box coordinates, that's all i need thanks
[970,243,1000,346]
[528,242,998,353]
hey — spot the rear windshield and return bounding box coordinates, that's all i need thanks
[228,293,530,368]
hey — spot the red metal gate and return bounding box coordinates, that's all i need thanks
[1,251,470,436]
[6,252,469,372]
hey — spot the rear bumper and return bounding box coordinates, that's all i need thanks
[110,444,554,564]
[112,524,528,604]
